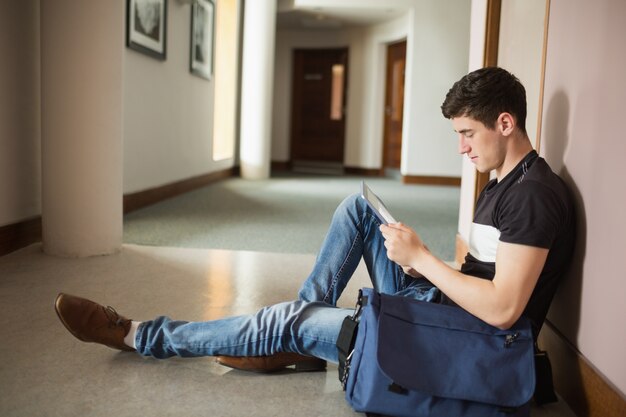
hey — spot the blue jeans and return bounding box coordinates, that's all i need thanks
[135,194,440,362]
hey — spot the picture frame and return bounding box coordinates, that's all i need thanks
[126,0,167,60]
[190,0,215,80]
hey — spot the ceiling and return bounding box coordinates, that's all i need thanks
[276,0,413,30]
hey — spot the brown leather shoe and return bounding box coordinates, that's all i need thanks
[54,293,134,352]
[215,352,326,373]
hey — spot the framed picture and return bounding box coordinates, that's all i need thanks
[190,0,215,80]
[126,0,167,60]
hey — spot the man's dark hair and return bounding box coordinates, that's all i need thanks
[441,67,527,135]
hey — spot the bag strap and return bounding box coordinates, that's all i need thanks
[336,289,367,389]
[534,343,558,405]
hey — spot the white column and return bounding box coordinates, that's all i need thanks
[239,0,277,179]
[40,0,124,257]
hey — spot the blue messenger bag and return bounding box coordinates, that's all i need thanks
[337,288,535,417]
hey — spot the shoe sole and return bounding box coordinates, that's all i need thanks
[215,357,327,373]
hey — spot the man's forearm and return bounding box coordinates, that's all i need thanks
[412,251,514,328]
[413,242,547,329]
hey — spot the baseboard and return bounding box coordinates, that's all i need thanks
[272,162,384,177]
[0,216,42,257]
[538,321,626,417]
[292,161,344,175]
[0,168,239,257]
[123,167,239,214]
[271,161,291,172]
[344,166,384,177]
[402,175,461,186]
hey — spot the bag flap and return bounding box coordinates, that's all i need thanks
[376,294,535,407]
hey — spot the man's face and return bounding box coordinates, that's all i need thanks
[451,116,508,175]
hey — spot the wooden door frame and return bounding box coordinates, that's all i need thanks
[381,39,407,174]
[473,0,501,203]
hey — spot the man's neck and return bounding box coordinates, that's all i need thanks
[495,134,534,181]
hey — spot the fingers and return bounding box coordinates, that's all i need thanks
[381,222,404,230]
[379,222,411,238]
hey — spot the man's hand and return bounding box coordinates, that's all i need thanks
[379,223,429,270]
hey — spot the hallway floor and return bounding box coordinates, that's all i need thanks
[0,244,577,417]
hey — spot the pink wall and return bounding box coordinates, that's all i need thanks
[540,0,626,396]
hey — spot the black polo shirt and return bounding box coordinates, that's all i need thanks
[457,150,575,337]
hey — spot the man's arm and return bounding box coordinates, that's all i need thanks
[380,223,548,329]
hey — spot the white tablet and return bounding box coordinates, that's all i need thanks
[360,181,397,224]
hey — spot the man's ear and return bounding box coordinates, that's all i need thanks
[497,112,516,136]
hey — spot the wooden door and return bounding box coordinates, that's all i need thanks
[290,48,348,163]
[382,40,407,170]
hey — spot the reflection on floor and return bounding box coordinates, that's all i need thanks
[0,244,576,417]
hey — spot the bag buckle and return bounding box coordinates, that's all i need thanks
[351,289,366,321]
[504,332,519,348]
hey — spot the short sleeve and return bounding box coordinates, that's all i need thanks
[495,181,563,249]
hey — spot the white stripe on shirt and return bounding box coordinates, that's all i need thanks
[469,222,500,262]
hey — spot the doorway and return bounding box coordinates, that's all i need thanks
[382,40,407,175]
[290,48,348,171]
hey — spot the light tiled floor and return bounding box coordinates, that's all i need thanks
[0,244,577,417]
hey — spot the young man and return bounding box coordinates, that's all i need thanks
[55,67,575,372]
